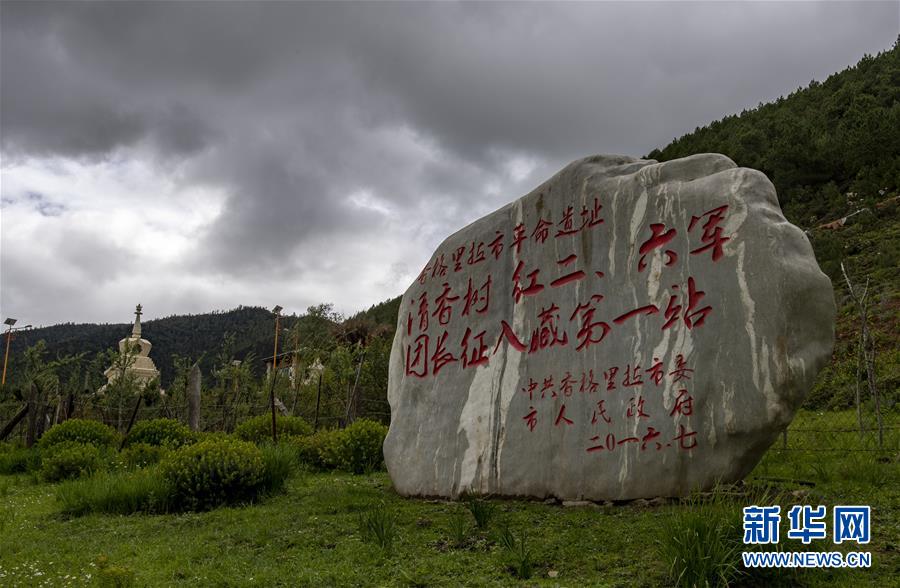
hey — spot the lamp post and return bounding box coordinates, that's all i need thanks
[270,305,283,443]
[2,318,33,387]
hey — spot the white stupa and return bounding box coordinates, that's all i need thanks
[102,304,160,389]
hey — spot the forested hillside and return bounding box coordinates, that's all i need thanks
[648,40,899,408]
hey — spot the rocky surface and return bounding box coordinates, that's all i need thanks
[384,153,835,500]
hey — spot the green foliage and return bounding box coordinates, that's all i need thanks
[338,419,387,474]
[357,503,397,553]
[160,438,265,511]
[39,418,118,451]
[647,43,899,229]
[40,441,103,482]
[496,525,534,580]
[656,491,744,588]
[447,510,471,548]
[258,443,299,495]
[125,418,194,448]
[95,555,137,588]
[293,429,345,470]
[56,469,172,516]
[0,445,40,474]
[120,443,170,469]
[464,495,496,530]
[234,414,313,444]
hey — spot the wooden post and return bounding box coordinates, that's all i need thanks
[314,373,322,431]
[0,405,28,441]
[120,395,143,450]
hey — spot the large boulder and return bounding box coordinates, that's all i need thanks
[384,154,834,500]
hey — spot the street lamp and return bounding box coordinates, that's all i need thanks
[270,305,283,443]
[2,318,33,386]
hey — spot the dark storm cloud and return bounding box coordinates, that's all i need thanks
[1,1,898,324]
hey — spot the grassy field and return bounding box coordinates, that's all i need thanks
[1,412,897,587]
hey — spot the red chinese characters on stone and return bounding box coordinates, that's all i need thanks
[551,254,587,288]
[462,275,492,316]
[592,399,612,425]
[523,406,538,432]
[431,254,448,278]
[488,231,504,259]
[662,278,713,330]
[554,404,574,427]
[570,295,611,351]
[556,205,579,237]
[637,223,678,272]
[669,354,694,383]
[529,304,569,353]
[431,331,457,375]
[689,205,729,262]
[532,217,553,244]
[669,390,694,416]
[432,283,460,326]
[404,334,429,378]
[512,223,527,254]
[581,197,604,228]
[673,424,698,450]
[460,328,490,369]
[626,396,649,419]
[512,260,545,303]
[467,241,486,266]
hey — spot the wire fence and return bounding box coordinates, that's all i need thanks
[0,399,896,454]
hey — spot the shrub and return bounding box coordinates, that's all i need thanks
[56,469,172,516]
[160,438,265,511]
[338,419,388,474]
[41,442,103,482]
[0,446,40,475]
[39,419,118,450]
[125,419,194,449]
[234,414,312,444]
[120,443,170,469]
[294,429,345,470]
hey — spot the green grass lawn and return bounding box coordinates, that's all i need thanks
[1,414,898,587]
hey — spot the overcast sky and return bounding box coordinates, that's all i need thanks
[1,1,897,327]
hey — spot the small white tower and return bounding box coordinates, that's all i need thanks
[102,304,161,389]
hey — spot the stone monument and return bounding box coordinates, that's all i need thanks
[384,153,835,500]
[102,304,161,390]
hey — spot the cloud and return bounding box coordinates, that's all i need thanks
[1,1,897,325]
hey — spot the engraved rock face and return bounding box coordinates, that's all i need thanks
[384,153,834,500]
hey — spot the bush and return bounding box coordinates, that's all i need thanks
[234,414,313,444]
[293,429,345,470]
[41,442,103,482]
[125,419,194,449]
[120,443,170,469]
[56,469,172,516]
[0,446,40,475]
[160,438,265,511]
[39,419,118,451]
[339,419,388,474]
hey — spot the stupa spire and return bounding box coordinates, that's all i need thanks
[132,304,143,338]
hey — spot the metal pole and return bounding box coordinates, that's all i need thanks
[271,310,280,443]
[314,373,322,431]
[1,327,12,386]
